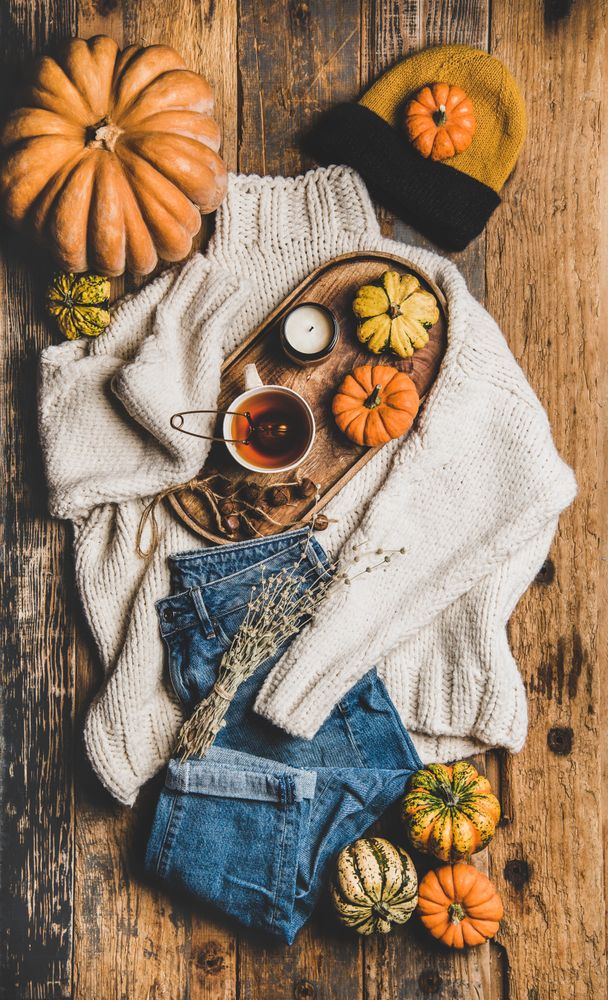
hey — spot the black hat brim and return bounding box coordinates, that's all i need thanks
[303,103,500,252]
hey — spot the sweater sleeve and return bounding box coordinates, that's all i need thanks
[254,367,577,739]
[39,256,248,519]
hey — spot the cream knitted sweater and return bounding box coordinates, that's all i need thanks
[38,167,576,806]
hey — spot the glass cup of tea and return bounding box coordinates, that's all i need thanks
[223,380,316,474]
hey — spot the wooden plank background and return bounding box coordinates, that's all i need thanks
[0,1,605,998]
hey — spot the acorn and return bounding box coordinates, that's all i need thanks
[219,498,238,515]
[221,514,241,535]
[297,477,317,499]
[210,473,232,493]
[313,513,329,531]
[267,486,290,507]
[242,481,261,504]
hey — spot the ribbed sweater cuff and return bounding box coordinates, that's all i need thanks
[83,693,182,807]
[254,664,355,740]
[254,641,530,752]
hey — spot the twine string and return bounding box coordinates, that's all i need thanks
[135,477,205,559]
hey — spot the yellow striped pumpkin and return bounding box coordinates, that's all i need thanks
[402,762,500,862]
[330,837,418,935]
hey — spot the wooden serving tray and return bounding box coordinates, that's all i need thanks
[168,251,447,544]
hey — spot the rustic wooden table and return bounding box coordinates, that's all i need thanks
[0,1,605,998]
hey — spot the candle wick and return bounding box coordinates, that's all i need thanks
[308,326,314,332]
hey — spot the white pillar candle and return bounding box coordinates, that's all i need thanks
[283,304,335,355]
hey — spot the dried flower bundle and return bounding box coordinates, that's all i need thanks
[175,530,405,760]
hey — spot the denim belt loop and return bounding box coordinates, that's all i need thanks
[305,540,331,578]
[190,586,217,640]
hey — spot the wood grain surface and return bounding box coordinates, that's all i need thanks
[0,1,605,999]
[168,251,447,544]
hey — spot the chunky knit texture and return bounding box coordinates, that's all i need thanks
[305,104,499,251]
[38,166,576,805]
[360,44,527,191]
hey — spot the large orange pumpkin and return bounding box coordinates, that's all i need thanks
[332,364,419,447]
[0,35,228,276]
[417,863,503,949]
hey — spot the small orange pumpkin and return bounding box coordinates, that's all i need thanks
[405,83,476,161]
[332,364,419,447]
[417,863,503,949]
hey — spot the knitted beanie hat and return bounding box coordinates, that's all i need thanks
[304,45,526,251]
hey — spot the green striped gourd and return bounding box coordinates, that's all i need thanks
[330,837,418,935]
[402,761,501,862]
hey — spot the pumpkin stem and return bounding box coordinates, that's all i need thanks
[86,117,123,152]
[373,903,391,920]
[364,385,383,409]
[433,104,448,127]
[448,902,466,925]
[388,303,402,319]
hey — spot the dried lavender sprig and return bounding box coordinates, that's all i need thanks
[176,564,333,759]
[175,535,405,760]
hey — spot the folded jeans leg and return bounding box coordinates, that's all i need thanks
[145,751,316,941]
[289,763,419,938]
[149,533,425,941]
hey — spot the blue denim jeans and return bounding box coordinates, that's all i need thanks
[145,528,422,943]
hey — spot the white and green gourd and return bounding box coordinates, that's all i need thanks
[330,837,418,935]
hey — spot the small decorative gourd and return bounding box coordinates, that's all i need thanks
[46,272,111,340]
[405,84,476,161]
[0,35,228,276]
[402,761,501,862]
[332,364,419,447]
[417,862,504,949]
[353,270,439,358]
[331,837,418,935]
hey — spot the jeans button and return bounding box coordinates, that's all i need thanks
[162,607,176,623]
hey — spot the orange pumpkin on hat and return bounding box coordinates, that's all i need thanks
[405,83,476,161]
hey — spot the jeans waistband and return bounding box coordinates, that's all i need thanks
[168,527,329,588]
[157,529,331,638]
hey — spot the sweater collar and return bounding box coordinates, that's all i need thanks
[211,165,470,347]
[210,166,381,256]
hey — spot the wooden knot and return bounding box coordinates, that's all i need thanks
[91,0,120,13]
[535,558,555,585]
[504,859,530,891]
[195,941,225,976]
[545,0,574,23]
[294,981,316,1000]
[547,726,573,755]
[418,969,443,994]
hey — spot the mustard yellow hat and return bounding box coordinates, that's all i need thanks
[305,45,526,250]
